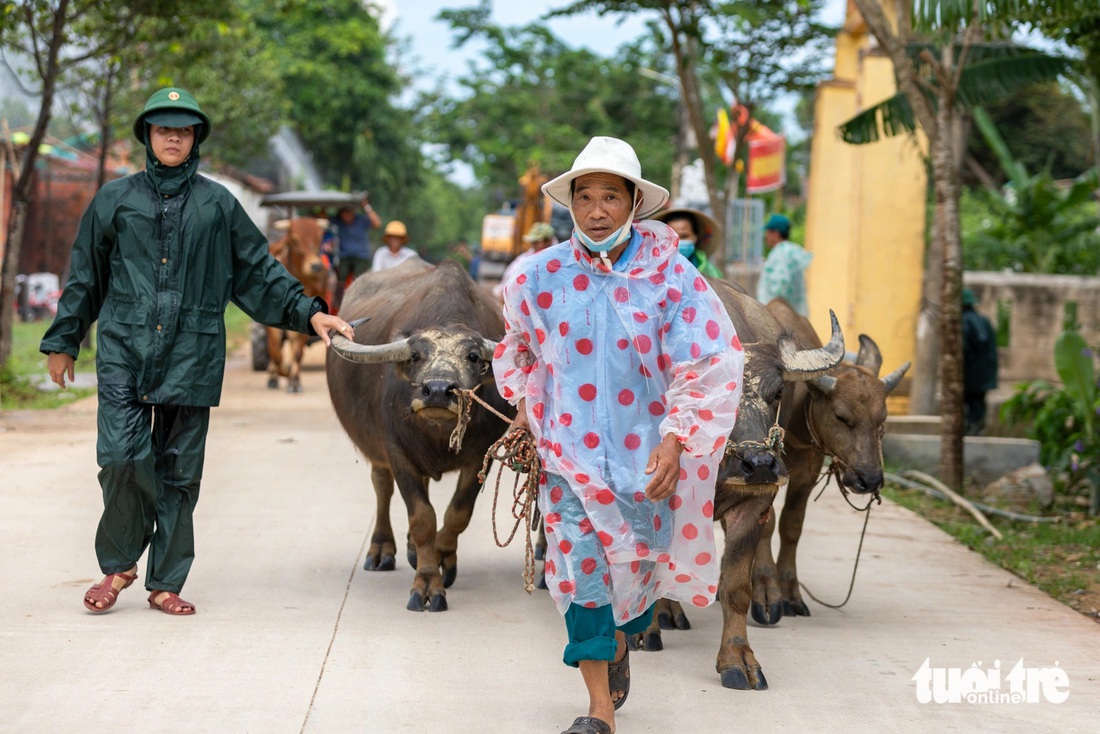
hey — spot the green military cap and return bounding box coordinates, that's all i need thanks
[132,87,212,144]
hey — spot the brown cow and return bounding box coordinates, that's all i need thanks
[749,299,910,625]
[609,281,845,690]
[634,298,907,693]
[267,217,330,392]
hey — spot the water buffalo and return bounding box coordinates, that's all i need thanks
[326,259,514,612]
[749,298,910,625]
[635,297,908,692]
[704,280,845,690]
[621,280,846,689]
[267,217,330,393]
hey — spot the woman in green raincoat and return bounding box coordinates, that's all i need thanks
[41,88,353,616]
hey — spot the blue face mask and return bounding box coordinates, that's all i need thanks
[678,240,696,257]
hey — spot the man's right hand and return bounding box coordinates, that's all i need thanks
[511,398,530,432]
[47,352,75,389]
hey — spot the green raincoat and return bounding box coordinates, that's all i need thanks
[40,158,320,406]
[42,94,322,594]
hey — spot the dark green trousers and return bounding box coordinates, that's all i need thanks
[95,384,210,593]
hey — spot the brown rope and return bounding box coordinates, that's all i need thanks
[477,426,541,593]
[801,398,880,609]
[725,402,786,459]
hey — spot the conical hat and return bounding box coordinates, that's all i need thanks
[653,207,722,255]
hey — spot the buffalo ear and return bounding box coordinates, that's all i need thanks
[855,334,883,376]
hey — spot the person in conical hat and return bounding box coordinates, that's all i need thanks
[42,87,352,617]
[653,207,723,279]
[493,136,744,734]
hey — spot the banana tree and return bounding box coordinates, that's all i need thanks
[968,106,1100,274]
[843,0,1071,489]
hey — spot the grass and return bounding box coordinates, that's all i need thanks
[882,483,1100,622]
[1,303,253,410]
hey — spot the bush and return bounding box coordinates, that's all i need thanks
[1000,314,1099,513]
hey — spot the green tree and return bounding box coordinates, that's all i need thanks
[841,0,1070,488]
[242,0,421,214]
[551,0,833,264]
[428,3,678,209]
[113,9,287,168]
[962,82,1093,190]
[964,105,1100,275]
[0,0,213,367]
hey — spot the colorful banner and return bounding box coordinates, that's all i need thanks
[746,129,786,194]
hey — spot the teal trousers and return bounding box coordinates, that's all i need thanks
[95,383,209,593]
[563,603,654,667]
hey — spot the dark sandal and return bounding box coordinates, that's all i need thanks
[83,568,138,613]
[608,647,630,710]
[147,591,196,616]
[561,716,611,734]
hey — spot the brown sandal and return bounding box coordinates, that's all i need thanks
[147,591,196,616]
[83,568,138,613]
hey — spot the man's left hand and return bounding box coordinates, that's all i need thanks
[644,433,684,502]
[311,312,354,347]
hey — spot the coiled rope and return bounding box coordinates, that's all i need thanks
[457,388,542,594]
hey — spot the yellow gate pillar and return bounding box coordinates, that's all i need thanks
[803,2,926,410]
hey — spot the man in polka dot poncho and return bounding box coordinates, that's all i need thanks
[493,137,744,734]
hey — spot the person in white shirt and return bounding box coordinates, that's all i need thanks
[371,220,420,271]
[492,221,557,301]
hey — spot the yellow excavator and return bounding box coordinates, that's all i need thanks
[478,164,563,283]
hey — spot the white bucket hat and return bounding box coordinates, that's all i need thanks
[542,136,670,219]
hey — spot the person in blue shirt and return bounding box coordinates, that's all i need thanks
[332,197,381,310]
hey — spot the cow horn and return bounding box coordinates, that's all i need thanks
[856,334,883,376]
[810,375,837,394]
[480,338,499,361]
[329,334,412,364]
[779,310,845,381]
[881,362,911,393]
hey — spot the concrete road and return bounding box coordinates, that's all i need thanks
[1,346,1097,733]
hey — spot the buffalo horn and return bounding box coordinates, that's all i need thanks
[810,375,838,394]
[779,309,845,381]
[480,338,499,361]
[855,334,883,376]
[329,334,412,364]
[881,362,911,393]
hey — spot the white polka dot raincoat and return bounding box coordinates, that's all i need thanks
[493,220,744,623]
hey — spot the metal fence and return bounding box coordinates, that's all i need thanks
[725,198,765,265]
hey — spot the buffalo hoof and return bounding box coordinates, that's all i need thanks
[656,609,675,630]
[266,378,278,389]
[751,601,783,626]
[783,599,811,617]
[287,383,301,394]
[406,591,427,612]
[535,572,548,590]
[672,608,691,630]
[428,593,448,612]
[442,564,457,589]
[720,666,768,691]
[642,630,664,652]
[625,633,641,652]
[364,554,395,572]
